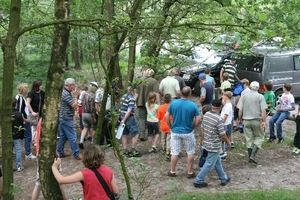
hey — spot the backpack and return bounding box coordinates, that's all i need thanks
[232,82,244,96]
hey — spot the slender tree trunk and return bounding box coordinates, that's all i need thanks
[39,0,70,198]
[0,0,21,199]
[71,36,82,70]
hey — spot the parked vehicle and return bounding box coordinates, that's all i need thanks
[180,52,231,96]
[236,48,300,98]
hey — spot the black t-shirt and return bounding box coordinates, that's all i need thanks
[12,109,24,140]
[27,90,45,116]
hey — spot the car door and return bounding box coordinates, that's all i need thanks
[292,54,300,97]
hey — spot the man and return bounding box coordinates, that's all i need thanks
[165,86,201,178]
[220,55,240,87]
[159,69,181,99]
[194,100,231,188]
[57,78,83,160]
[120,84,140,157]
[136,68,160,141]
[238,81,267,164]
[198,73,214,106]
[174,67,186,90]
[78,82,98,149]
[95,80,113,147]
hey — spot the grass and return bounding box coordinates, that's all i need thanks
[165,188,300,200]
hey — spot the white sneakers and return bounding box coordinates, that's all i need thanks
[25,153,37,160]
[17,166,24,172]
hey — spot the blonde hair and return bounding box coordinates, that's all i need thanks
[147,92,157,107]
[223,91,233,99]
[17,83,29,95]
[223,72,229,81]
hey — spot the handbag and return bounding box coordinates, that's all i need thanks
[29,93,41,126]
[198,147,208,168]
[29,113,39,126]
[90,168,120,200]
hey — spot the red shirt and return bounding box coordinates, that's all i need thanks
[156,103,172,133]
[81,166,113,200]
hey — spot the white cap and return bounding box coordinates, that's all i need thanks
[250,81,259,90]
[90,82,99,88]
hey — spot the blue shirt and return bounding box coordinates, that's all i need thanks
[120,93,135,116]
[167,99,200,133]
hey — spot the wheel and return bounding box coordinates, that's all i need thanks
[193,80,201,96]
[275,89,283,106]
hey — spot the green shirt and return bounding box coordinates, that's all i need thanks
[264,91,276,112]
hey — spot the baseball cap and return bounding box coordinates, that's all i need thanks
[250,81,259,89]
[90,82,99,88]
[230,55,236,60]
[212,100,222,108]
[198,73,206,79]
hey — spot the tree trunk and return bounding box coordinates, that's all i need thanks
[39,0,70,199]
[0,0,21,199]
[71,36,82,70]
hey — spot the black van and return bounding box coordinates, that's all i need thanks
[236,48,300,98]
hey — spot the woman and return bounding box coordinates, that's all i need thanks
[52,145,119,200]
[16,83,36,160]
[27,80,45,146]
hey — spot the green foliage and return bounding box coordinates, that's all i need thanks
[164,188,300,200]
[9,183,24,196]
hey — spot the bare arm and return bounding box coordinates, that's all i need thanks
[200,128,204,145]
[235,74,240,82]
[220,68,224,83]
[261,109,266,129]
[193,115,201,129]
[156,92,160,105]
[165,111,171,129]
[222,114,228,123]
[26,97,38,117]
[111,174,119,194]
[221,134,231,149]
[52,158,83,184]
[121,108,133,124]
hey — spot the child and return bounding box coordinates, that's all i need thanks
[220,72,231,93]
[12,98,25,172]
[52,145,119,199]
[220,91,233,159]
[146,92,160,153]
[264,81,276,114]
[293,101,300,155]
[268,83,295,143]
[156,93,172,161]
[31,118,68,200]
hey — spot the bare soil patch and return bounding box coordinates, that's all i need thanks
[11,96,300,199]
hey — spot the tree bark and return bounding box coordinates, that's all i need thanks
[0,0,22,199]
[39,0,70,199]
[71,36,82,70]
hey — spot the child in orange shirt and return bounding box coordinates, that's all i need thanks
[156,93,172,161]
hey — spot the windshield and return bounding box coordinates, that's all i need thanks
[202,54,223,68]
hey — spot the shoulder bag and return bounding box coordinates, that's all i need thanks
[90,168,120,200]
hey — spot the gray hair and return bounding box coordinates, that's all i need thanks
[65,78,75,86]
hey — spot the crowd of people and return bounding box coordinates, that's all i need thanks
[7,61,300,198]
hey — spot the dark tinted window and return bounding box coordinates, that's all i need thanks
[269,56,289,72]
[294,55,300,70]
[236,55,264,72]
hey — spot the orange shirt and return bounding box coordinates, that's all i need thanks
[156,103,172,133]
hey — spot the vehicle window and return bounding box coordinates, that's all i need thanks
[202,54,223,68]
[293,55,300,70]
[236,55,263,72]
[269,56,289,72]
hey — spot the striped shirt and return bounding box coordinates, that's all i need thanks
[59,87,75,120]
[202,111,225,152]
[222,63,237,86]
[120,93,135,116]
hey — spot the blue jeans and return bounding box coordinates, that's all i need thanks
[24,122,32,156]
[57,118,80,157]
[194,151,228,184]
[13,139,22,168]
[269,111,290,139]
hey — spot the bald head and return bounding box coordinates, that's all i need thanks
[181,86,191,97]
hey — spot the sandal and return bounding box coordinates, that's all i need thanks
[167,171,177,177]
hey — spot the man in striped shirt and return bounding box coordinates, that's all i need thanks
[220,55,240,87]
[194,100,231,188]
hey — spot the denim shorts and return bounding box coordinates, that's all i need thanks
[123,116,139,137]
[224,124,232,137]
